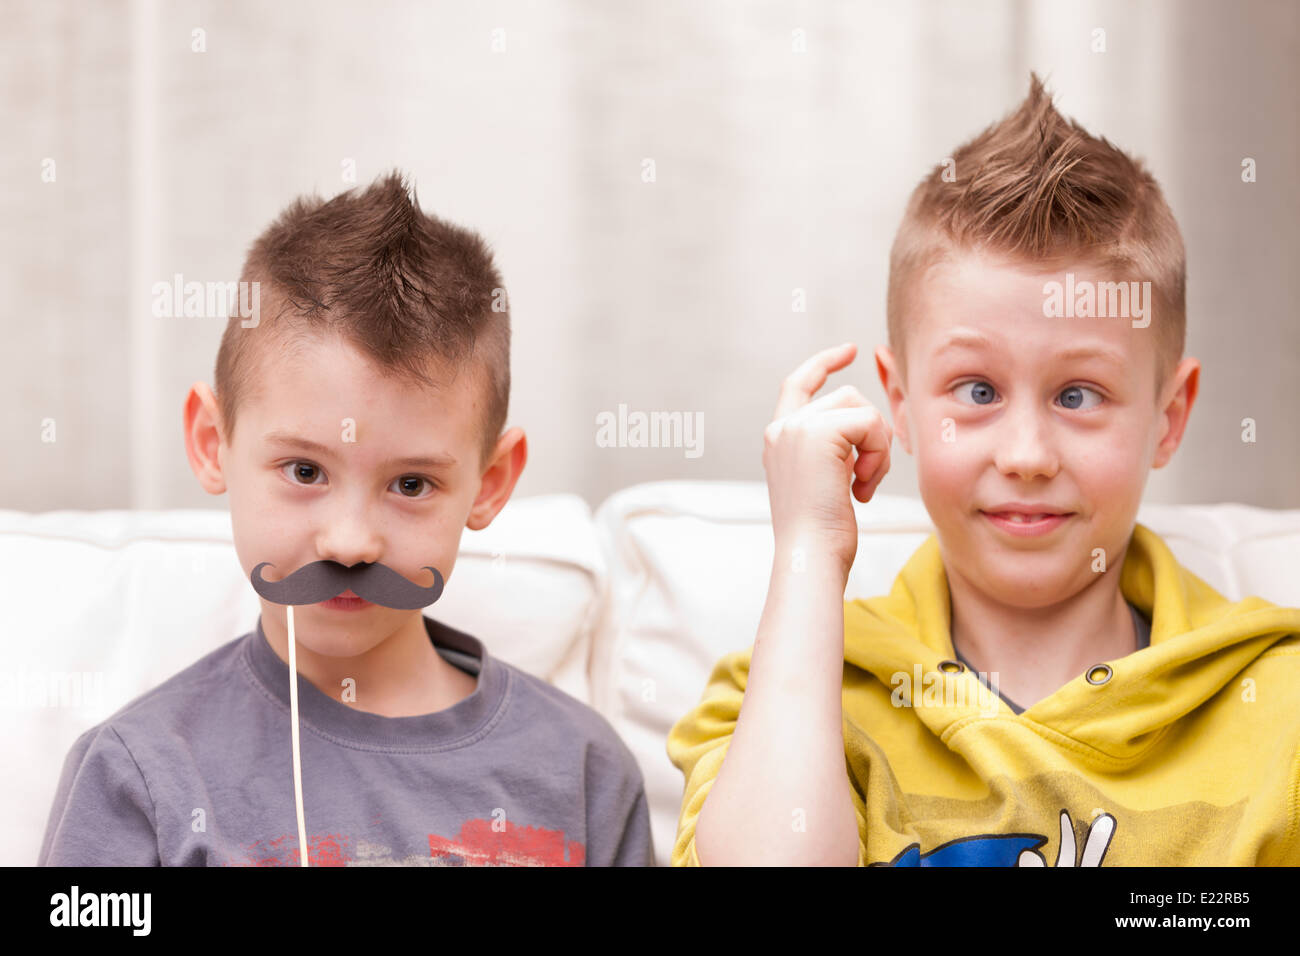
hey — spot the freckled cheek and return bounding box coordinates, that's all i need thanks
[914,452,980,521]
[396,539,458,587]
[1067,435,1147,503]
[401,512,461,565]
[914,415,982,478]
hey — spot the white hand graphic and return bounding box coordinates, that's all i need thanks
[1018,810,1115,866]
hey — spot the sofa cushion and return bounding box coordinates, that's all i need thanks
[591,480,1300,867]
[0,495,602,866]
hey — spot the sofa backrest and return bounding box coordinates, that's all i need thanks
[6,482,1300,867]
[589,482,1300,867]
[0,495,602,866]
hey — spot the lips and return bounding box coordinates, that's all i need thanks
[981,504,1073,519]
[979,507,1074,537]
[320,588,372,610]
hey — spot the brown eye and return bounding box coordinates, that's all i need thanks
[394,476,433,498]
[282,461,323,484]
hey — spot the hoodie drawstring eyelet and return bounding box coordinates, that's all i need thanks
[1086,663,1113,685]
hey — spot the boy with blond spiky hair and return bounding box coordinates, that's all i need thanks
[668,74,1300,866]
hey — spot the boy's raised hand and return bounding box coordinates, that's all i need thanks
[763,342,893,577]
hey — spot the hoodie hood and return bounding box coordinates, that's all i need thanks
[844,522,1300,763]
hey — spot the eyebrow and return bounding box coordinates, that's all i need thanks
[934,330,1129,368]
[262,432,458,470]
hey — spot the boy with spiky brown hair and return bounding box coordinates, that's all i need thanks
[668,74,1300,866]
[40,170,652,866]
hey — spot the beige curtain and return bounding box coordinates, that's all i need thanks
[2,0,1296,511]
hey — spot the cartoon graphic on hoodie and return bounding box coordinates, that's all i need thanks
[878,810,1116,866]
[668,523,1300,866]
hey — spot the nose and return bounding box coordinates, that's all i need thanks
[314,493,384,569]
[991,399,1061,481]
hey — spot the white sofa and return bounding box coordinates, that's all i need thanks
[6,480,1300,867]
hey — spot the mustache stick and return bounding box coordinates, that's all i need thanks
[250,559,447,868]
[287,604,309,867]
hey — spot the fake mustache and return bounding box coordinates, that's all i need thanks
[250,560,444,609]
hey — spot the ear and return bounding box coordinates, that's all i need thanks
[874,345,912,455]
[1151,357,1200,469]
[466,427,528,531]
[184,382,228,495]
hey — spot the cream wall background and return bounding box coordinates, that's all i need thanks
[2,0,1297,513]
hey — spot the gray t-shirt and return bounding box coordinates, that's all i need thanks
[38,614,653,866]
[952,601,1153,715]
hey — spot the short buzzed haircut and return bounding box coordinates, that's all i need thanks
[214,169,510,467]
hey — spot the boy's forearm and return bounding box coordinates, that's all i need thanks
[694,538,860,866]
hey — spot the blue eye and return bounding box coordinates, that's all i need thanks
[1058,385,1103,410]
[954,381,998,405]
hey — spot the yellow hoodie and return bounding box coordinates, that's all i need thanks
[666,523,1300,866]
